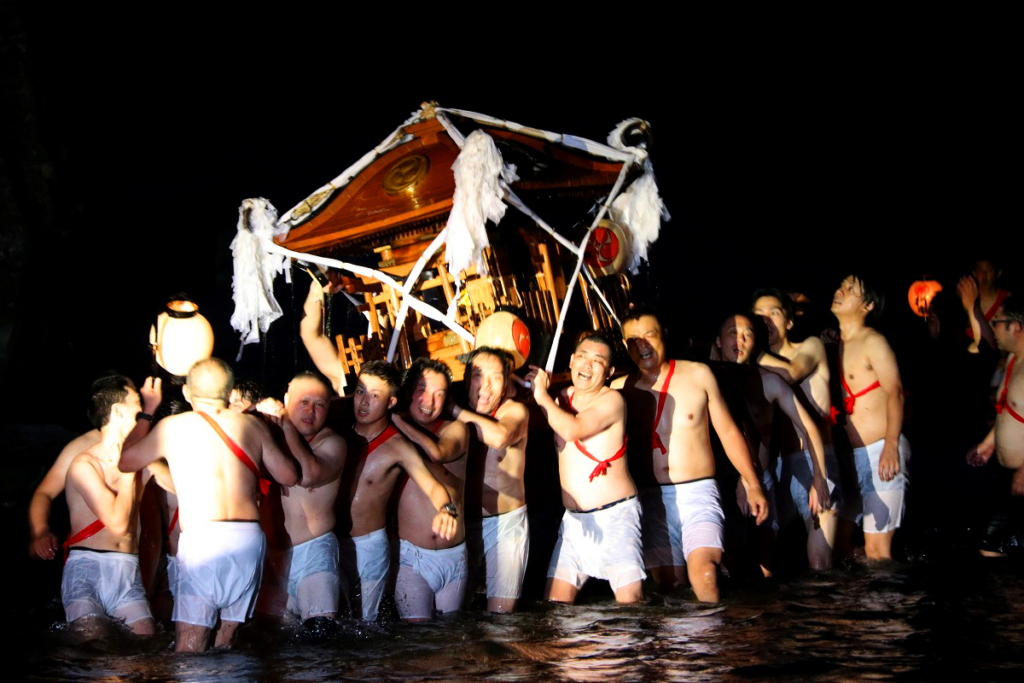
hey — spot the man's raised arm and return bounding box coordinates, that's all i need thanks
[68,460,138,537]
[454,401,528,451]
[528,367,623,442]
[764,373,829,514]
[254,417,302,487]
[277,416,347,488]
[392,413,469,464]
[119,420,167,473]
[758,338,824,384]
[300,281,346,394]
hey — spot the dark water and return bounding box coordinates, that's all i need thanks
[13,560,1024,682]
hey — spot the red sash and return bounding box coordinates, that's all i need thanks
[196,412,271,495]
[830,342,880,424]
[996,355,1024,424]
[651,360,675,454]
[168,507,179,536]
[361,424,399,457]
[429,419,446,435]
[63,519,105,564]
[568,390,628,482]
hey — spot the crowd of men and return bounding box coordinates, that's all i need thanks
[27,271,1024,653]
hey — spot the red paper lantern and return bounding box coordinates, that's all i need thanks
[908,280,942,318]
[474,311,531,370]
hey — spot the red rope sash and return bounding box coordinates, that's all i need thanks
[429,419,446,435]
[168,507,179,536]
[651,360,675,454]
[568,390,628,482]
[63,518,105,563]
[985,289,1010,322]
[996,355,1024,423]
[361,424,399,457]
[196,412,270,495]
[831,343,880,424]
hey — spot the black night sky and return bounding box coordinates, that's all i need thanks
[1,8,1016,430]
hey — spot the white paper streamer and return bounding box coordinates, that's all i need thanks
[230,198,288,358]
[385,228,448,363]
[445,130,518,277]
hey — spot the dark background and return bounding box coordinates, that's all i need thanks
[1,8,1015,430]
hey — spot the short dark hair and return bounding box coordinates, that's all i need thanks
[574,332,615,355]
[358,360,401,394]
[402,357,453,402]
[846,273,885,327]
[751,287,795,321]
[288,371,333,397]
[466,347,513,378]
[233,379,264,405]
[621,303,665,331]
[1000,294,1024,326]
[186,358,234,403]
[87,374,133,428]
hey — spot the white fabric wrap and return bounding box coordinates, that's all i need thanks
[230,197,288,357]
[606,119,670,272]
[445,130,518,277]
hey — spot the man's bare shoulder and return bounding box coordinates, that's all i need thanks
[610,374,627,390]
[311,426,346,455]
[595,385,626,410]
[676,359,714,383]
[863,329,895,356]
[439,419,469,440]
[67,451,104,485]
[795,335,826,360]
[496,399,529,422]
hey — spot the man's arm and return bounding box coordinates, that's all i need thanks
[123,377,162,449]
[764,373,829,514]
[528,367,623,442]
[968,426,996,466]
[396,443,457,540]
[254,417,302,487]
[758,338,824,385]
[392,414,469,464]
[454,400,529,450]
[277,417,347,488]
[28,429,101,559]
[119,420,168,472]
[868,333,904,482]
[702,365,768,524]
[68,459,138,537]
[300,280,346,394]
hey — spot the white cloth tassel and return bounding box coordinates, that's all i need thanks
[445,130,518,277]
[230,198,287,358]
[611,159,670,273]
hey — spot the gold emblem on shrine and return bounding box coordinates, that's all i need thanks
[383,154,430,195]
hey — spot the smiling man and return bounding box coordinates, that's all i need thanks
[390,358,470,620]
[613,306,767,602]
[530,334,644,604]
[337,361,458,621]
[451,347,530,613]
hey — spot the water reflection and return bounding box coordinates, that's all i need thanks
[16,561,1024,682]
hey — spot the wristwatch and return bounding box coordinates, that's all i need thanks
[136,412,154,423]
[441,502,458,519]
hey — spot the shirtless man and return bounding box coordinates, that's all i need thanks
[119,358,302,652]
[451,347,530,613]
[62,376,168,636]
[716,313,831,573]
[751,289,840,568]
[338,360,458,621]
[831,274,908,560]
[29,376,161,560]
[613,306,767,602]
[967,295,1024,555]
[391,358,470,620]
[529,334,643,604]
[263,372,347,625]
